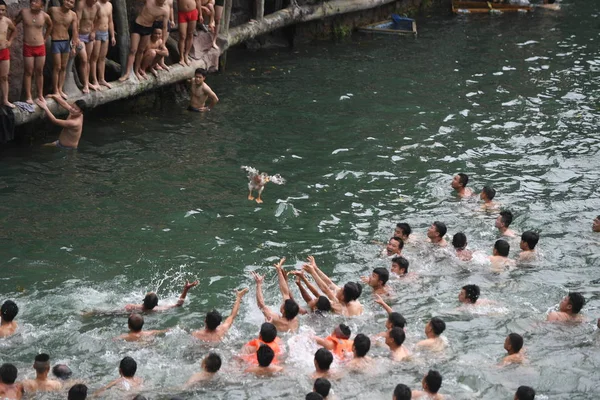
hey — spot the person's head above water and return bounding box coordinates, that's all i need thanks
[427,221,447,241]
[205,310,223,331]
[593,215,600,233]
[423,370,442,394]
[386,327,406,348]
[313,378,331,398]
[202,352,222,373]
[493,239,510,257]
[514,386,535,400]
[393,383,412,400]
[68,384,88,400]
[386,237,404,256]
[33,353,51,374]
[451,173,469,191]
[387,312,406,330]
[452,232,467,250]
[333,323,351,340]
[314,348,333,371]
[306,393,323,400]
[282,299,300,320]
[256,344,275,367]
[338,282,362,303]
[391,256,409,275]
[0,363,18,384]
[142,293,159,310]
[1,300,18,322]
[505,333,523,354]
[459,284,480,304]
[315,296,332,313]
[369,267,389,288]
[496,210,514,230]
[520,231,539,251]
[352,333,371,358]
[128,314,144,332]
[480,186,496,202]
[119,357,137,378]
[426,317,446,337]
[259,322,277,343]
[559,292,585,314]
[52,364,72,380]
[394,223,411,240]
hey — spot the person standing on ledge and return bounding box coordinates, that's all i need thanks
[188,68,219,112]
[177,0,200,66]
[90,0,116,89]
[0,1,17,108]
[76,0,101,92]
[451,173,472,197]
[48,0,79,98]
[36,95,85,150]
[210,0,223,49]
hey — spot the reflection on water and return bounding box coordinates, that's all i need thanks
[2,1,600,399]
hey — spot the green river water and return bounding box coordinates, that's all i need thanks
[1,1,600,399]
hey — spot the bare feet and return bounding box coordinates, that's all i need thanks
[36,95,45,104]
[150,68,158,78]
[60,91,69,99]
[3,101,15,108]
[118,74,130,82]
[99,80,112,89]
[26,98,34,104]
[139,70,148,80]
[89,84,100,91]
[135,71,146,81]
[155,64,165,71]
[82,87,90,94]
[159,63,170,71]
[178,59,187,67]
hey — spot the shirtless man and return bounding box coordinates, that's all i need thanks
[22,354,62,393]
[184,353,221,388]
[14,0,52,104]
[346,334,374,371]
[496,210,516,237]
[67,384,87,400]
[480,186,498,210]
[412,370,444,400]
[374,294,406,337]
[176,0,199,65]
[451,173,473,197]
[394,222,412,242]
[514,386,536,400]
[0,364,23,400]
[519,231,539,261]
[501,333,525,365]
[451,232,473,261]
[458,284,493,307]
[199,0,214,31]
[427,221,448,247]
[391,256,410,276]
[386,327,410,361]
[188,68,218,112]
[312,348,334,380]
[115,314,169,341]
[93,357,142,396]
[76,0,100,92]
[0,2,16,108]
[140,28,169,77]
[119,0,169,81]
[191,288,248,341]
[124,280,198,312]
[36,95,85,150]
[384,236,403,257]
[48,0,78,98]
[547,292,585,322]
[0,300,18,338]
[245,345,284,376]
[593,215,600,233]
[151,0,172,70]
[90,0,116,89]
[416,317,446,351]
[360,267,390,296]
[290,270,332,314]
[489,239,515,272]
[210,0,222,49]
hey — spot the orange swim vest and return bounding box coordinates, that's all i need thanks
[325,335,353,358]
[241,337,283,364]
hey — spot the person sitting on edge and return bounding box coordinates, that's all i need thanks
[140,28,169,77]
[394,383,412,400]
[115,314,169,341]
[386,327,410,361]
[302,257,363,316]
[75,0,100,93]
[0,300,18,338]
[14,0,52,104]
[501,333,525,365]
[374,294,406,336]
[313,378,331,399]
[48,0,78,99]
[427,221,448,247]
[416,317,446,351]
[391,256,410,276]
[412,370,443,400]
[184,352,221,388]
[240,322,283,364]
[346,334,373,371]
[312,348,334,379]
[547,292,585,322]
[496,210,516,237]
[22,354,62,393]
[384,236,404,257]
[451,172,473,198]
[37,95,86,150]
[306,393,323,400]
[124,279,198,312]
[394,222,412,242]
[314,324,353,360]
[489,239,515,271]
[245,344,284,376]
[94,357,143,395]
[451,232,473,261]
[67,384,87,400]
[192,288,248,341]
[188,68,219,112]
[514,386,535,400]
[290,270,332,315]
[519,231,539,261]
[52,364,72,381]
[361,267,390,296]
[593,215,600,233]
[0,1,16,108]
[480,186,498,210]
[0,364,24,400]
[89,0,115,89]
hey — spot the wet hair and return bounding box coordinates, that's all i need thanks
[0,363,17,384]
[457,173,469,187]
[259,322,277,343]
[372,267,389,286]
[353,333,371,357]
[316,296,331,312]
[424,370,442,393]
[389,312,406,329]
[494,239,510,257]
[433,221,447,237]
[128,314,144,332]
[314,378,331,397]
[336,323,351,339]
[521,231,539,250]
[396,223,412,237]
[390,236,405,250]
[306,393,323,400]
[342,282,362,303]
[314,348,333,371]
[430,317,446,336]
[119,357,137,378]
[568,292,585,314]
[393,383,412,400]
[499,210,513,227]
[132,396,147,400]
[1,300,19,322]
[482,186,496,200]
[391,256,409,273]
[462,284,480,304]
[389,327,406,346]
[74,100,87,113]
[205,310,223,331]
[515,386,536,400]
[203,352,222,373]
[194,68,207,77]
[508,333,523,353]
[283,299,300,320]
[52,364,72,380]
[34,353,50,373]
[143,293,159,310]
[256,344,275,367]
[452,232,467,249]
[68,384,88,400]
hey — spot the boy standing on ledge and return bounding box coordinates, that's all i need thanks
[0,0,17,108]
[48,0,78,99]
[90,0,116,89]
[188,68,218,112]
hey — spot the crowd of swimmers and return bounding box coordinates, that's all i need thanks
[1,173,599,399]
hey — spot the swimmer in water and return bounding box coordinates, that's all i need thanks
[124,279,199,312]
[416,317,447,351]
[94,357,142,396]
[452,232,473,261]
[427,221,448,247]
[306,393,323,400]
[519,231,539,261]
[0,300,18,338]
[289,270,332,314]
[514,386,536,400]
[391,256,410,276]
[346,334,374,371]
[0,364,24,400]
[244,344,284,376]
[313,378,331,399]
[361,267,391,296]
[52,364,72,381]
[67,384,87,400]
[314,324,353,360]
[115,314,169,341]
[480,186,498,210]
[22,354,62,393]
[501,333,526,365]
[184,352,221,388]
[312,348,335,379]
[547,292,585,322]
[489,239,515,271]
[384,236,404,257]
[393,384,412,400]
[496,210,516,237]
[374,294,406,337]
[394,222,412,242]
[458,284,494,307]
[412,370,444,400]
[240,322,283,364]
[593,215,600,233]
[451,173,473,198]
[191,288,248,341]
[386,327,410,361]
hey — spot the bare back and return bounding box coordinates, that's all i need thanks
[22,378,62,393]
[49,7,76,40]
[0,383,24,400]
[0,322,17,337]
[17,9,49,45]
[58,114,84,148]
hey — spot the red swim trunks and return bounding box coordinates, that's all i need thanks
[23,43,46,58]
[178,9,199,23]
[0,48,9,61]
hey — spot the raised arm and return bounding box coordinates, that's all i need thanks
[292,272,314,305]
[251,272,278,320]
[273,257,291,300]
[221,288,249,330]
[47,93,71,110]
[175,280,199,306]
[303,264,336,302]
[374,294,393,315]
[308,256,339,291]
[36,99,79,129]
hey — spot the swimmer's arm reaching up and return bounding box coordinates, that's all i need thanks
[308,256,339,291]
[374,294,393,315]
[273,257,292,300]
[153,280,199,311]
[221,288,248,332]
[303,264,337,302]
[291,271,314,305]
[251,272,279,321]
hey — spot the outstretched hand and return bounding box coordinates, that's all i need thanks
[36,98,48,108]
[374,294,386,306]
[251,271,264,285]
[302,263,315,273]
[184,280,199,290]
[237,288,249,297]
[273,257,286,270]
